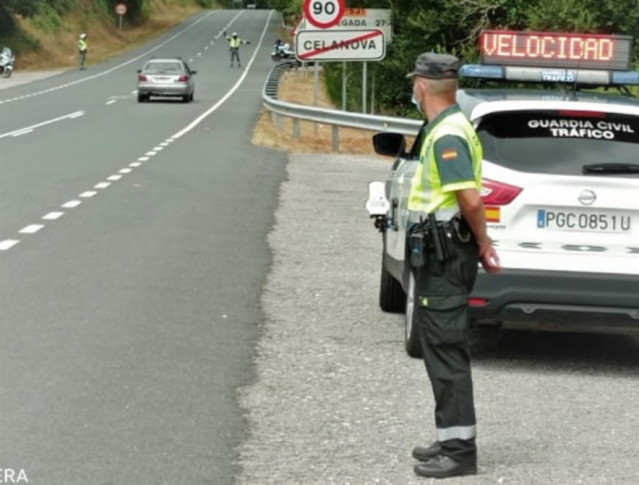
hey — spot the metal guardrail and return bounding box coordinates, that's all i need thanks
[262,64,423,151]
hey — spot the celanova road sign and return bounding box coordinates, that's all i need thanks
[296,29,386,62]
[297,8,392,43]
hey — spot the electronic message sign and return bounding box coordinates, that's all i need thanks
[480,30,633,71]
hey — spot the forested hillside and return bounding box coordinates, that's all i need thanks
[0,0,224,69]
[269,0,639,115]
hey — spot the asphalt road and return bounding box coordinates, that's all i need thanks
[237,153,639,485]
[0,9,287,485]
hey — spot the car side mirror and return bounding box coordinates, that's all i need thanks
[137,69,142,73]
[190,70,197,75]
[373,133,406,158]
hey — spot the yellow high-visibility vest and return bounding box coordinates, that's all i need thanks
[408,106,483,220]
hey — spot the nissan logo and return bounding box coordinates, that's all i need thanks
[578,190,596,206]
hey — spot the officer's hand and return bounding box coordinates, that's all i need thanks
[247,41,251,44]
[479,244,500,274]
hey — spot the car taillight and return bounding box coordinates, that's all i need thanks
[468,297,489,307]
[178,75,189,82]
[558,110,606,118]
[481,179,522,223]
[480,179,522,205]
[138,75,147,81]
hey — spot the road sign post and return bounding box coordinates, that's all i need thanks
[296,6,392,114]
[115,2,127,32]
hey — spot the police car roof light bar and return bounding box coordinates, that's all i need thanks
[460,64,639,87]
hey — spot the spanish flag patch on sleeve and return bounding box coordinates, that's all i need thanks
[441,149,459,161]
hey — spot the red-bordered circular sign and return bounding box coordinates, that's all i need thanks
[115,2,128,15]
[303,0,345,29]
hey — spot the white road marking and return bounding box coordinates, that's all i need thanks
[0,111,85,140]
[172,10,274,140]
[62,200,82,208]
[0,240,19,250]
[20,225,44,234]
[0,12,261,248]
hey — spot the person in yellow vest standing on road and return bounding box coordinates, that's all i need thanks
[78,33,88,70]
[223,31,250,68]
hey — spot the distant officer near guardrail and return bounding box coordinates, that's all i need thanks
[223,31,251,68]
[405,52,500,479]
[78,33,88,70]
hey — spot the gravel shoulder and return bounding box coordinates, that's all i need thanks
[237,153,639,485]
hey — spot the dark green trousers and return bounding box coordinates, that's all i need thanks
[414,235,479,465]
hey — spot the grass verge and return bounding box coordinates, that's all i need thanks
[14,1,208,71]
[251,68,383,156]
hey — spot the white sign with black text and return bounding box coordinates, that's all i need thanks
[295,29,386,62]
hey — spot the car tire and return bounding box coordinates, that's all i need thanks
[137,93,147,103]
[405,271,423,358]
[379,259,406,313]
[182,95,190,103]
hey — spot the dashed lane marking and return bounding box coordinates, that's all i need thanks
[0,240,19,251]
[62,200,82,208]
[19,225,44,234]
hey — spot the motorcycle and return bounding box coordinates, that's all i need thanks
[271,39,297,63]
[0,47,15,78]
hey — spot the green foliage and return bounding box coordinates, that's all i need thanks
[301,0,639,115]
[268,0,302,22]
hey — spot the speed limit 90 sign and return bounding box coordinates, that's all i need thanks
[303,0,345,29]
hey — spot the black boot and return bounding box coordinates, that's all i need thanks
[412,441,441,462]
[414,454,477,479]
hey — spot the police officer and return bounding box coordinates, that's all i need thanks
[78,33,88,70]
[405,52,500,479]
[223,31,251,68]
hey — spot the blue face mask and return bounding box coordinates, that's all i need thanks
[411,94,423,114]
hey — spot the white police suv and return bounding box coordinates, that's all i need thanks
[368,30,639,357]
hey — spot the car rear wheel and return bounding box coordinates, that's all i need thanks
[405,272,423,358]
[137,93,148,103]
[379,259,406,313]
